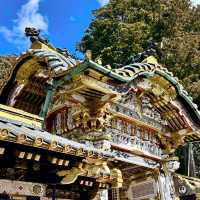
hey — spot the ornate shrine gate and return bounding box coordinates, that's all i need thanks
[0,28,199,200]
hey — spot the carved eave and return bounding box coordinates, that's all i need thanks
[0,40,79,115]
[49,74,120,115]
[0,115,113,159]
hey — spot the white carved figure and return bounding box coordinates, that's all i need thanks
[166,160,180,173]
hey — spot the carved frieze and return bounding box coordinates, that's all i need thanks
[108,119,162,158]
[110,102,165,130]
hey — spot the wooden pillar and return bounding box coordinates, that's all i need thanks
[158,172,177,200]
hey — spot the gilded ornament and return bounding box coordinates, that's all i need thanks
[63,145,73,153]
[76,148,85,156]
[17,134,27,143]
[34,137,44,146]
[0,129,9,139]
[49,140,58,150]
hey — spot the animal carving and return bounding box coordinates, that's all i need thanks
[57,158,122,187]
[57,165,85,184]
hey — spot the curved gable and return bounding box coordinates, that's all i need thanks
[0,45,77,114]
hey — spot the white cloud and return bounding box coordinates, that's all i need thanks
[191,0,200,5]
[97,0,109,6]
[0,0,48,50]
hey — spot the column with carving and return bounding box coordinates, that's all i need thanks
[158,157,180,200]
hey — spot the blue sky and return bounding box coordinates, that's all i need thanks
[0,0,109,57]
[0,0,199,57]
